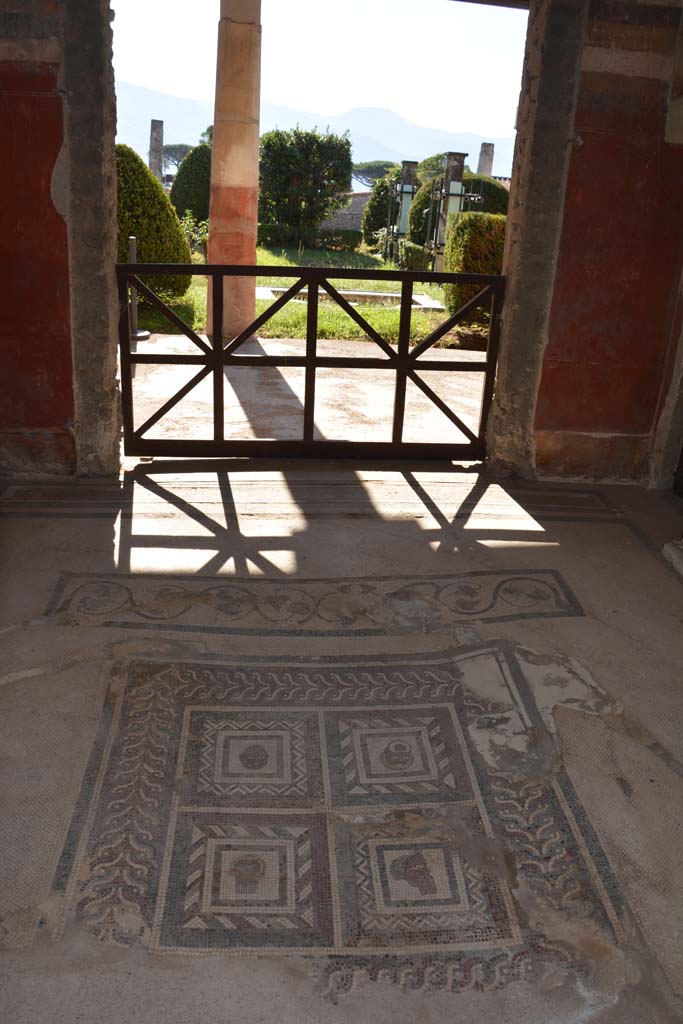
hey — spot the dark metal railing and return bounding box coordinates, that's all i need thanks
[116,263,505,460]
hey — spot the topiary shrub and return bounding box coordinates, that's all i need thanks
[361,167,401,245]
[170,144,212,222]
[443,212,506,317]
[408,176,439,245]
[462,172,509,215]
[399,239,428,271]
[116,144,190,298]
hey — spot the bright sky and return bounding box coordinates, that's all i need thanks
[111,0,528,137]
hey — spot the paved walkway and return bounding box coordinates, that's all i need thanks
[131,335,487,444]
[1,465,682,1023]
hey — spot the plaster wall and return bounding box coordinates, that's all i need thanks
[534,0,683,481]
[0,0,119,477]
[0,11,74,474]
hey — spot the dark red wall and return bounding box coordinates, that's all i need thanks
[0,62,75,468]
[536,71,683,443]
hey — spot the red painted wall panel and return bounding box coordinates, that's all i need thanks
[0,63,74,431]
[535,79,683,435]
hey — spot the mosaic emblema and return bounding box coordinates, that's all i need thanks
[52,644,624,972]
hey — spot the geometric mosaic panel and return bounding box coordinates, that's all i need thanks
[334,808,521,951]
[157,812,334,950]
[185,709,322,804]
[51,644,625,973]
[324,706,476,804]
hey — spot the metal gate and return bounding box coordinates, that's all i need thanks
[116,263,504,460]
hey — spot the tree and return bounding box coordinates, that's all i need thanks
[163,144,192,172]
[170,144,212,221]
[352,160,398,188]
[199,125,213,145]
[361,167,401,246]
[259,127,352,248]
[417,152,447,181]
[115,144,190,298]
[417,152,472,182]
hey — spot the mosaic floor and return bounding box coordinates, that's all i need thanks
[53,643,623,994]
[1,471,682,1022]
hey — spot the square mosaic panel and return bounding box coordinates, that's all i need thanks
[182,708,324,806]
[159,812,334,950]
[334,807,520,952]
[53,644,625,964]
[324,706,475,804]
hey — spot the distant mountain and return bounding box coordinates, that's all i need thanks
[115,81,516,178]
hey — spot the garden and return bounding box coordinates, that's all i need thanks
[117,127,509,349]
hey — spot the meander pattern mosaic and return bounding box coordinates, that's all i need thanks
[52,644,624,975]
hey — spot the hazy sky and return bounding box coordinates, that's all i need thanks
[111,0,528,137]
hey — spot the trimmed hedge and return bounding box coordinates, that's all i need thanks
[317,228,362,251]
[408,176,439,245]
[170,143,211,221]
[443,212,506,316]
[116,144,190,298]
[257,223,291,248]
[399,239,428,271]
[462,172,509,215]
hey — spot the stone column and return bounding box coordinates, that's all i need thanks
[149,119,164,181]
[207,0,261,341]
[396,160,417,237]
[487,0,589,477]
[477,142,494,177]
[433,151,468,269]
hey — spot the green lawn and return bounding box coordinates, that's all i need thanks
[253,246,445,301]
[137,246,487,348]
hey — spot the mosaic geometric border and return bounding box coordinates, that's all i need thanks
[52,642,624,970]
[45,569,584,636]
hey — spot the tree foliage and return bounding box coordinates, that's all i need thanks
[259,127,352,248]
[352,160,398,188]
[417,152,448,181]
[417,153,473,181]
[163,144,192,172]
[361,166,401,246]
[199,125,213,145]
[115,145,190,298]
[170,144,212,221]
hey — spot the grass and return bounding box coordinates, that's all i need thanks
[254,246,445,302]
[137,275,207,334]
[137,245,488,348]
